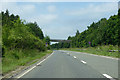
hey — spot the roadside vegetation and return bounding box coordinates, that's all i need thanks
[0,13,1,49]
[62,45,119,58]
[2,49,52,73]
[1,8,120,75]
[1,10,51,74]
[51,9,120,58]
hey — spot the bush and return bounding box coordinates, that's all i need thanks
[109,45,113,50]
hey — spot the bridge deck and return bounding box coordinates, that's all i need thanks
[50,39,72,42]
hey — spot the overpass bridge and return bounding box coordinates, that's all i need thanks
[50,39,72,43]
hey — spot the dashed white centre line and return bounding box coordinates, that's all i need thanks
[81,60,87,64]
[73,56,77,59]
[103,74,115,80]
[67,53,69,55]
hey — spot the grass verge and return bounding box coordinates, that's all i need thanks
[61,45,119,58]
[0,61,2,74]
[2,49,52,74]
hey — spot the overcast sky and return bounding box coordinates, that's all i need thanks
[1,1,118,43]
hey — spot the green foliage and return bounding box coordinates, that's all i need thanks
[26,22,44,39]
[43,35,51,49]
[0,15,1,57]
[1,10,51,74]
[108,45,114,50]
[1,10,46,57]
[51,9,119,49]
[44,35,50,45]
[62,45,119,58]
[2,49,52,73]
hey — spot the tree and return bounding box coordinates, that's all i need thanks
[44,35,50,45]
[26,22,44,39]
[51,9,119,48]
[2,10,47,55]
[75,30,79,37]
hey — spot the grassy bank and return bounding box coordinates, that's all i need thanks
[2,49,52,74]
[62,45,119,58]
[0,61,2,74]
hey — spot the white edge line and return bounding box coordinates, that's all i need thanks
[17,52,54,78]
[17,66,36,78]
[81,60,87,64]
[36,59,46,65]
[73,56,77,59]
[59,50,118,60]
[103,74,116,80]
[74,51,118,60]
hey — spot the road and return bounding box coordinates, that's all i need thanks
[62,50,119,79]
[16,50,118,79]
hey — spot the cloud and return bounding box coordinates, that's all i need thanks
[47,5,56,13]
[27,14,58,25]
[1,0,118,2]
[42,25,76,39]
[65,2,117,16]
[38,14,58,25]
[1,2,36,17]
[1,2,118,40]
[64,2,118,28]
[119,1,120,9]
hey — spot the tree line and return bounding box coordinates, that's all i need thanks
[1,10,50,57]
[51,9,120,49]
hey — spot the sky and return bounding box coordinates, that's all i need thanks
[0,1,118,44]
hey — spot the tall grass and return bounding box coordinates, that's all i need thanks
[62,45,119,58]
[2,49,52,74]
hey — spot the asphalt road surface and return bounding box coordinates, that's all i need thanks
[18,50,118,79]
[62,50,119,79]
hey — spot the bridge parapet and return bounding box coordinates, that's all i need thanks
[50,39,72,42]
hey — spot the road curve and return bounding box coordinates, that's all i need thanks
[19,50,108,78]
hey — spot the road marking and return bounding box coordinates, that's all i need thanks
[17,52,54,78]
[67,53,70,56]
[73,56,77,59]
[37,59,46,66]
[81,60,87,64]
[46,52,54,59]
[74,51,118,60]
[17,66,36,78]
[103,74,115,80]
[67,53,69,55]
